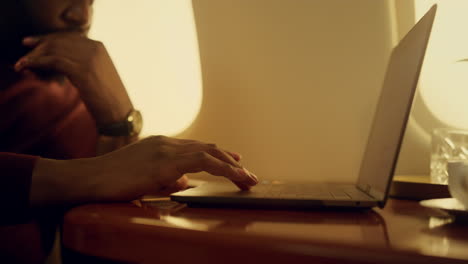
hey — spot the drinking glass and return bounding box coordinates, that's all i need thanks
[431,128,468,184]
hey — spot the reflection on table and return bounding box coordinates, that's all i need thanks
[62,199,468,264]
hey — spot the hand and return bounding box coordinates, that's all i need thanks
[31,136,258,206]
[14,32,133,126]
[96,136,258,200]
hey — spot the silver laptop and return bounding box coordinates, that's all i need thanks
[171,5,437,209]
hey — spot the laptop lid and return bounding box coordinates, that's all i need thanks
[171,5,437,210]
[356,5,437,207]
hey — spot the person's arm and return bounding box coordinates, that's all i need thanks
[11,32,258,208]
[30,136,258,208]
[15,33,140,154]
[0,137,256,219]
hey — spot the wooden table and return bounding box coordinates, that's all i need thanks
[62,198,468,264]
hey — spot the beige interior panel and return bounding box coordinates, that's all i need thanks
[179,0,394,182]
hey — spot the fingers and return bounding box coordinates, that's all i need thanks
[174,142,255,189]
[232,181,253,191]
[155,135,242,163]
[168,175,190,192]
[175,152,258,189]
[162,136,243,162]
[15,33,84,73]
[168,137,243,161]
[15,55,75,73]
[22,32,81,47]
[148,136,254,191]
[186,143,242,162]
[15,37,71,73]
[226,151,242,162]
[180,143,242,169]
[23,36,42,47]
[155,176,190,196]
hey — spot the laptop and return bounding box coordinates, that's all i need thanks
[171,5,437,210]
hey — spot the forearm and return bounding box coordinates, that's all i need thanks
[28,136,259,209]
[30,157,101,207]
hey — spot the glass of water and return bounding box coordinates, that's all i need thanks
[431,128,468,184]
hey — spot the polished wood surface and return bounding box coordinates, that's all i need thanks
[63,198,468,264]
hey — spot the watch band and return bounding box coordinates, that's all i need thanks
[98,109,142,137]
[98,121,132,137]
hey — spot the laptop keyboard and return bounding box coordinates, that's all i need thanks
[250,182,370,200]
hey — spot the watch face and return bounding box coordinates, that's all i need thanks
[128,110,143,136]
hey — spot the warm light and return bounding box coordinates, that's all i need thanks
[89,0,203,136]
[415,0,468,129]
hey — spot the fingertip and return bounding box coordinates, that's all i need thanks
[231,168,258,188]
[23,37,40,46]
[243,167,259,184]
[233,181,251,191]
[233,167,249,182]
[14,58,28,72]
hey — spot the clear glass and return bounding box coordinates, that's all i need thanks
[431,128,468,184]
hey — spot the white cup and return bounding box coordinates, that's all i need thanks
[447,161,468,208]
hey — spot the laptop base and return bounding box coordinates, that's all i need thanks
[171,181,379,210]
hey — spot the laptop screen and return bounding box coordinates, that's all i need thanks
[356,5,436,204]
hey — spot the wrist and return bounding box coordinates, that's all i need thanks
[30,157,102,207]
[89,99,134,126]
[73,77,134,126]
[97,134,139,155]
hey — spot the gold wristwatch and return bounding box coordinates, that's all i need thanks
[98,109,143,137]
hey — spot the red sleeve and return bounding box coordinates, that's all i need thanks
[0,72,98,159]
[0,68,98,262]
[0,71,98,222]
[0,153,38,224]
[0,152,48,263]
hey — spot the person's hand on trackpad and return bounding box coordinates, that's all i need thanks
[32,136,259,206]
[93,135,259,200]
